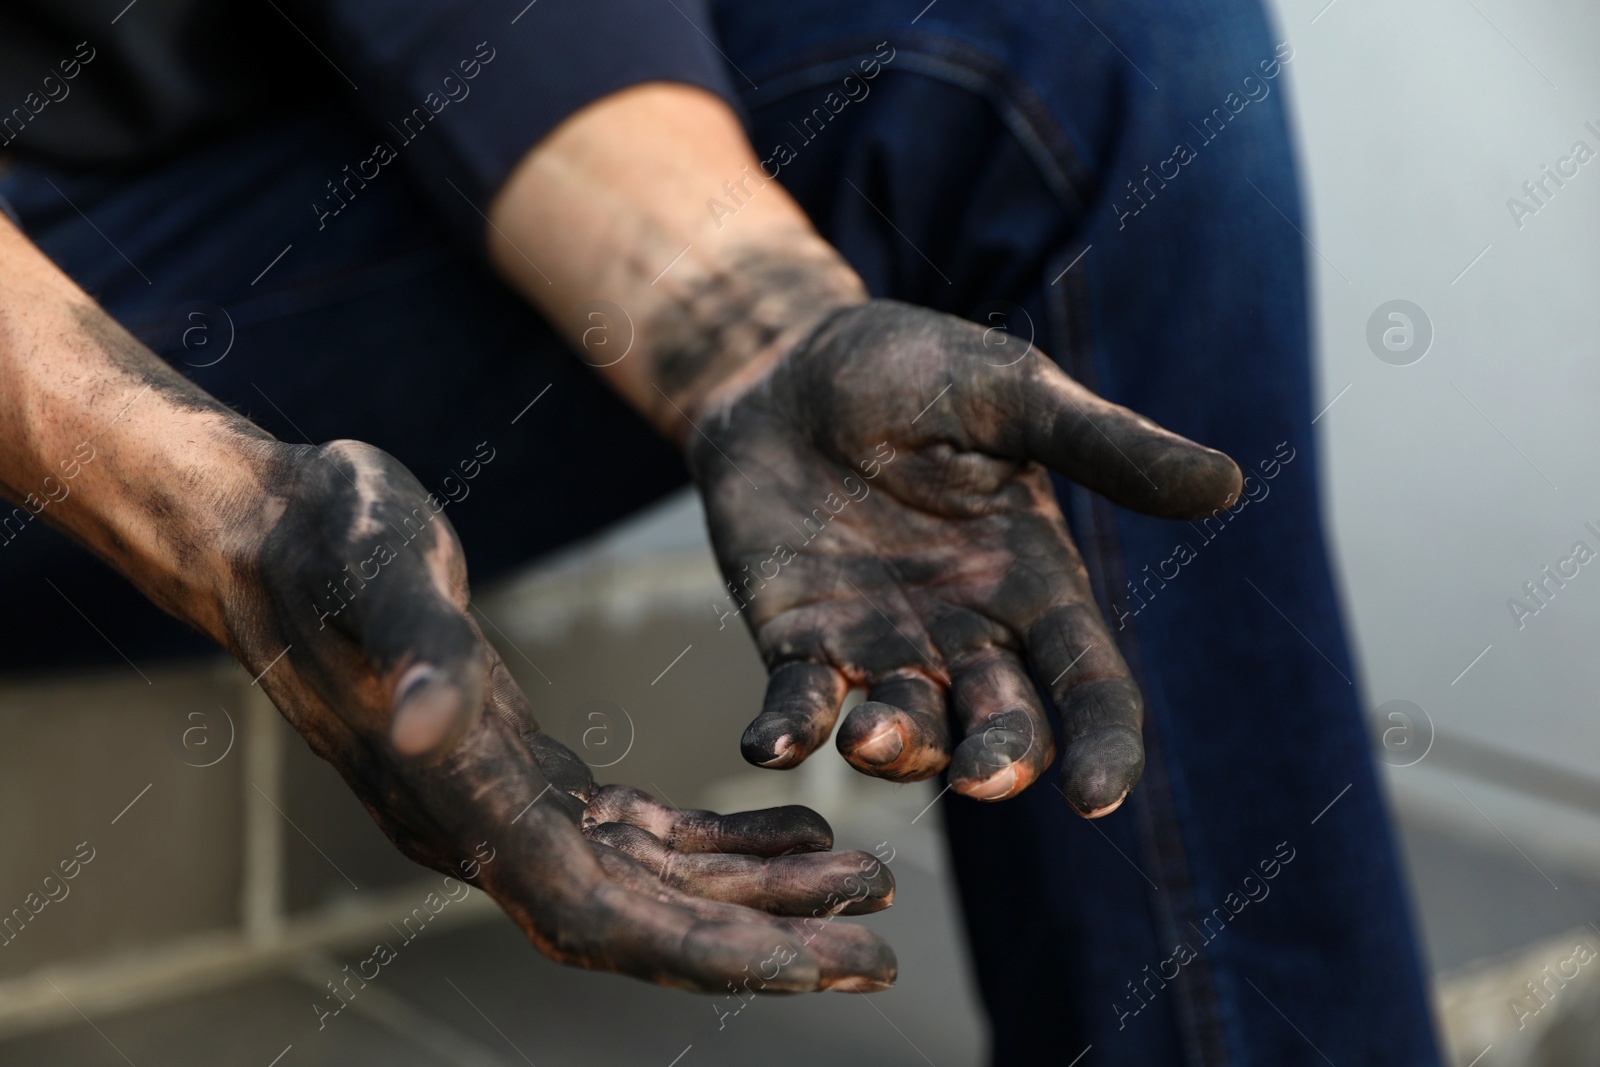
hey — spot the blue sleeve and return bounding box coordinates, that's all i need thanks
[319,0,739,249]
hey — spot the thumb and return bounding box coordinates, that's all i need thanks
[1016,359,1242,519]
[390,639,485,757]
[353,518,486,758]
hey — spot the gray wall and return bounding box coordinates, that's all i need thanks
[1265,0,1600,862]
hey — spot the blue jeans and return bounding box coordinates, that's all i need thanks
[0,0,1441,1063]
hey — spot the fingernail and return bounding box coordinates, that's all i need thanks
[758,736,795,767]
[1078,789,1130,819]
[823,974,896,992]
[391,665,461,756]
[853,726,903,766]
[1059,725,1144,817]
[961,763,1020,801]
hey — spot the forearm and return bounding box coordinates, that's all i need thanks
[486,82,868,440]
[0,218,278,641]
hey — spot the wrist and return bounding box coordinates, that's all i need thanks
[484,82,870,444]
[70,412,292,648]
[642,233,867,440]
[0,303,287,647]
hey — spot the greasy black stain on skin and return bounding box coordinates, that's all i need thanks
[649,248,864,416]
[28,300,899,993]
[16,306,287,623]
[73,305,271,434]
[254,445,473,703]
[227,440,895,991]
[686,298,1241,813]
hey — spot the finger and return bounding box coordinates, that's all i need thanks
[742,661,849,769]
[372,791,802,992]
[1026,603,1144,818]
[836,671,951,781]
[583,785,832,855]
[303,441,486,757]
[579,876,823,993]
[776,917,899,992]
[946,647,1055,801]
[367,563,485,758]
[588,822,894,915]
[1003,358,1242,519]
[495,778,825,993]
[591,845,897,992]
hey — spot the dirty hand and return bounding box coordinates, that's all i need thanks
[691,299,1241,815]
[230,439,898,992]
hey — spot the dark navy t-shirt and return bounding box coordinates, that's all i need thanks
[0,0,737,245]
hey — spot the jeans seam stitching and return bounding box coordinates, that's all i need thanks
[1047,257,1234,1067]
[739,33,1094,217]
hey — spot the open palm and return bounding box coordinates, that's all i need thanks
[690,300,1241,815]
[225,440,896,992]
